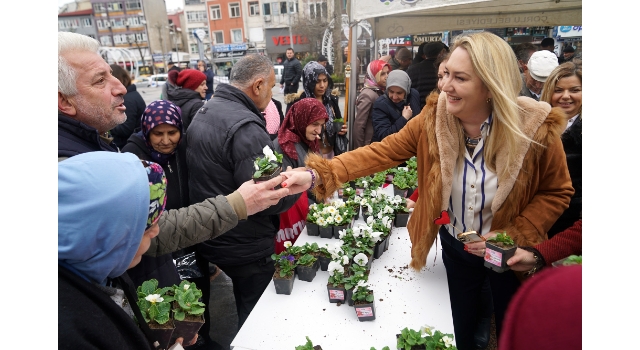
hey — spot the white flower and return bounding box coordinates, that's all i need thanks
[338,229,347,239]
[326,216,334,224]
[262,145,276,162]
[377,211,383,219]
[342,255,349,265]
[366,215,374,225]
[355,241,361,247]
[283,241,292,248]
[420,325,433,335]
[327,206,337,214]
[328,261,344,275]
[145,294,164,303]
[354,279,367,293]
[254,162,259,170]
[362,180,368,187]
[313,212,320,218]
[317,217,326,226]
[354,253,368,266]
[370,190,377,197]
[382,216,391,226]
[354,195,362,202]
[360,198,368,206]
[442,336,454,348]
[183,283,190,290]
[371,231,383,242]
[384,205,393,214]
[334,214,343,224]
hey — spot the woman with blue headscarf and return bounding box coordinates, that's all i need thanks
[285,61,348,159]
[58,152,195,349]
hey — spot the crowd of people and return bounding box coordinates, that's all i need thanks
[58,30,581,350]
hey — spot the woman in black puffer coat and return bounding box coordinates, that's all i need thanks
[167,69,207,132]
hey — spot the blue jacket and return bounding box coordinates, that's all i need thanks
[370,88,421,143]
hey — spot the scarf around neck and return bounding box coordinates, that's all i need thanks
[139,100,184,165]
[278,98,328,160]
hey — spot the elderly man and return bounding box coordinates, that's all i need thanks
[520,50,559,101]
[187,54,302,329]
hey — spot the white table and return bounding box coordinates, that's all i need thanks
[231,187,454,350]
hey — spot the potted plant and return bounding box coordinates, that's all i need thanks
[333,118,344,133]
[371,170,388,189]
[295,336,323,350]
[332,201,355,239]
[136,279,175,350]
[396,325,457,350]
[316,244,332,271]
[296,253,318,282]
[253,145,283,185]
[306,204,320,236]
[484,232,517,273]
[300,242,322,271]
[352,280,376,321]
[552,254,582,267]
[342,183,356,201]
[392,168,412,198]
[390,195,411,227]
[326,260,348,303]
[170,281,205,344]
[270,251,296,294]
[354,176,370,196]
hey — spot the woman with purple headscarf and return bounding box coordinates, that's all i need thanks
[122,100,189,288]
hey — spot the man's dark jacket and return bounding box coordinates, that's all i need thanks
[167,87,204,132]
[59,113,118,157]
[280,57,302,85]
[187,84,300,266]
[406,57,439,110]
[110,84,146,149]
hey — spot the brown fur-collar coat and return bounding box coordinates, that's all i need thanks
[307,91,574,270]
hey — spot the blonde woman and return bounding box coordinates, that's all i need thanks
[540,62,582,238]
[282,32,573,349]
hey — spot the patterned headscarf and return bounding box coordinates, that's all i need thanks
[138,100,183,165]
[302,61,336,137]
[141,160,167,230]
[364,60,391,91]
[278,98,328,160]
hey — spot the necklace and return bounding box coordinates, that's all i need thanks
[464,132,482,155]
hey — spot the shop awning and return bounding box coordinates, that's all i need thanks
[356,0,582,39]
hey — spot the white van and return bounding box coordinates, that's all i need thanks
[274,65,284,83]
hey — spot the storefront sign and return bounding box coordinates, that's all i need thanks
[265,28,311,53]
[412,34,442,43]
[216,51,246,58]
[557,26,582,38]
[213,43,247,53]
[382,36,412,46]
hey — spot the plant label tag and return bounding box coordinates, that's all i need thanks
[355,188,364,196]
[356,306,373,317]
[385,174,394,182]
[329,289,344,300]
[484,248,502,266]
[338,188,344,196]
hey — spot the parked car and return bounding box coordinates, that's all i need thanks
[147,74,168,87]
[274,64,284,83]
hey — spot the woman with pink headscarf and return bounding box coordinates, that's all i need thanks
[353,60,391,149]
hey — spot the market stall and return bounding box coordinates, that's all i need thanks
[231,186,454,350]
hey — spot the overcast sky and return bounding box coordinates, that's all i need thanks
[58,0,183,11]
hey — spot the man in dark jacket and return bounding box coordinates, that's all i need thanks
[280,47,302,94]
[406,41,445,110]
[198,60,215,100]
[317,54,334,75]
[187,54,301,329]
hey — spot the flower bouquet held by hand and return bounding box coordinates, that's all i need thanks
[253,145,283,184]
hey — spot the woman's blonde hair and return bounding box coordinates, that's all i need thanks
[450,32,530,179]
[540,61,582,118]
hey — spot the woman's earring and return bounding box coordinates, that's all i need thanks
[486,98,492,104]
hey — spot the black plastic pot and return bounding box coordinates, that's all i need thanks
[484,242,517,273]
[317,255,331,271]
[333,121,344,132]
[327,284,347,303]
[394,212,410,227]
[319,225,332,239]
[306,221,319,236]
[148,320,175,350]
[393,187,408,198]
[273,274,295,295]
[346,288,354,306]
[333,224,349,239]
[171,315,204,345]
[384,234,391,251]
[253,167,282,189]
[297,265,317,282]
[354,295,376,321]
[374,238,386,259]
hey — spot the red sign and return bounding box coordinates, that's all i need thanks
[271,35,310,46]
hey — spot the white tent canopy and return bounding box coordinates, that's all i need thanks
[354,0,582,39]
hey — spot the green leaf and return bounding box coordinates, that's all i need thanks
[366,294,374,302]
[174,309,185,321]
[254,170,263,178]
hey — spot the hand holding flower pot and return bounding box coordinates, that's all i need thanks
[136,279,175,350]
[253,145,283,185]
[170,281,205,344]
[484,232,517,273]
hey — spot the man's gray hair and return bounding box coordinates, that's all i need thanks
[59,32,100,96]
[229,54,273,89]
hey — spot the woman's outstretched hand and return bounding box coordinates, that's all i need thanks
[281,166,313,194]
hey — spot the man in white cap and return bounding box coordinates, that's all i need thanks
[520,50,559,101]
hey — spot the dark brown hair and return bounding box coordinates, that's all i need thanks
[110,64,131,87]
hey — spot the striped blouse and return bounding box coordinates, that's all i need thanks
[445,114,498,238]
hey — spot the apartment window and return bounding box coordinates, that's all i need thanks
[263,3,271,15]
[309,1,327,19]
[107,2,123,11]
[125,1,141,10]
[111,18,125,28]
[187,10,208,23]
[185,0,204,5]
[58,20,67,29]
[212,30,224,44]
[100,35,112,46]
[271,2,279,15]
[190,43,199,54]
[127,16,142,26]
[229,3,240,18]
[210,5,221,20]
[289,1,298,13]
[279,1,287,13]
[93,3,106,12]
[188,28,209,40]
[249,1,260,16]
[231,29,243,43]
[83,18,93,27]
[70,19,80,28]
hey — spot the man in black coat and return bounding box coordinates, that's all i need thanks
[187,54,301,329]
[406,41,446,110]
[280,47,302,94]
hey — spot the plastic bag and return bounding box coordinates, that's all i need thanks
[334,133,349,156]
